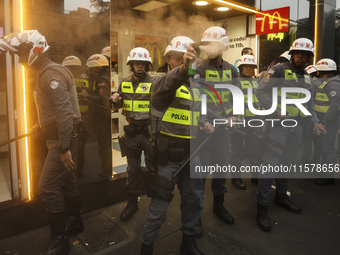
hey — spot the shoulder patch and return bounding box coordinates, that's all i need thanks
[140,84,149,91]
[330,91,337,97]
[49,80,59,89]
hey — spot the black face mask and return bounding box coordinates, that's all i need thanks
[134,71,146,78]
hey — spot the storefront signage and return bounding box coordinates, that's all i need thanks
[256,7,289,35]
[267,33,285,42]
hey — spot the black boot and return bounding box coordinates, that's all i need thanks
[257,204,271,232]
[195,217,202,239]
[64,195,84,236]
[180,234,205,255]
[315,178,336,186]
[120,193,139,221]
[274,193,301,214]
[141,242,153,255]
[213,194,234,224]
[40,212,70,255]
[231,178,246,190]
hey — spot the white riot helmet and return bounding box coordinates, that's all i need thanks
[289,38,314,56]
[101,46,110,58]
[305,65,317,75]
[164,36,195,56]
[0,30,50,66]
[201,26,229,47]
[86,54,109,68]
[62,56,82,67]
[126,47,152,65]
[237,54,257,68]
[315,58,337,72]
[279,51,291,61]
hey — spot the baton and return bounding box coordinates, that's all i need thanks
[0,133,31,147]
[172,125,245,179]
[79,97,110,110]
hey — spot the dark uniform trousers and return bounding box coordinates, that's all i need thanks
[258,125,302,206]
[40,132,80,213]
[320,121,339,178]
[141,154,204,246]
[230,126,262,178]
[199,127,230,194]
[97,119,112,177]
[125,132,149,194]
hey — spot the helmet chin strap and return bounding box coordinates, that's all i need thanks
[134,71,146,78]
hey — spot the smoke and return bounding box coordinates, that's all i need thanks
[199,43,227,59]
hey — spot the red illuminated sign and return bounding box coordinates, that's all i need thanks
[256,7,290,35]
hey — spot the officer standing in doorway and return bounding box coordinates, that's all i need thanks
[111,47,154,221]
[0,30,84,255]
[81,54,112,179]
[255,38,325,232]
[62,56,91,178]
[141,36,212,255]
[196,26,239,224]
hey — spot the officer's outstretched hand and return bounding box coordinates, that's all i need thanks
[61,150,75,172]
[226,116,240,128]
[200,121,214,134]
[110,92,122,103]
[314,122,327,135]
[276,110,290,120]
[183,45,196,70]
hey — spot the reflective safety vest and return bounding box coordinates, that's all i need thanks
[277,63,312,117]
[152,85,201,139]
[315,81,331,113]
[121,81,152,120]
[75,78,91,113]
[240,79,260,117]
[205,70,233,82]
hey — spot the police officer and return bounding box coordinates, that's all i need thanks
[81,54,112,179]
[255,38,325,232]
[230,54,262,188]
[314,58,340,185]
[0,30,83,254]
[141,36,211,255]
[62,56,91,178]
[195,26,238,224]
[111,47,154,221]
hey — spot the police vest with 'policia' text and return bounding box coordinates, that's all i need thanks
[152,85,201,139]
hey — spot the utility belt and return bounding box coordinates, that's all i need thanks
[124,123,149,137]
[156,134,190,165]
[44,122,81,140]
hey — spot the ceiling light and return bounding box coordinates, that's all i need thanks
[193,1,211,6]
[214,7,229,11]
[133,1,169,12]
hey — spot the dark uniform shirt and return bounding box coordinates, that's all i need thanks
[34,58,81,151]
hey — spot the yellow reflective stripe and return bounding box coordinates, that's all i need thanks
[132,100,150,112]
[278,90,301,99]
[240,80,252,89]
[162,107,191,125]
[246,109,256,117]
[319,81,328,89]
[160,131,192,139]
[277,104,299,116]
[193,112,200,126]
[135,83,152,94]
[79,105,88,113]
[176,86,191,100]
[226,108,233,115]
[206,70,220,82]
[222,70,232,81]
[244,94,259,104]
[315,105,329,113]
[123,100,133,111]
[285,70,298,82]
[75,79,89,89]
[121,82,134,93]
[252,80,259,88]
[221,91,230,102]
[315,92,329,102]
